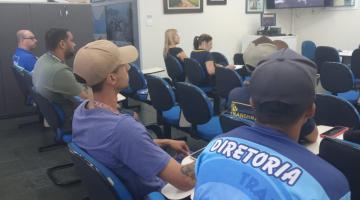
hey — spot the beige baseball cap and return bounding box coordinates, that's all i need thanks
[243,39,278,68]
[73,40,138,86]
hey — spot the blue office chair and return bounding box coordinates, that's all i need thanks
[68,143,165,200]
[301,40,317,61]
[315,46,340,73]
[164,54,185,84]
[146,75,181,138]
[320,62,359,103]
[31,88,80,186]
[351,48,360,84]
[314,94,360,129]
[183,58,213,93]
[175,82,222,141]
[215,67,243,103]
[11,65,42,128]
[319,137,360,200]
[211,52,229,66]
[233,53,244,65]
[121,64,150,108]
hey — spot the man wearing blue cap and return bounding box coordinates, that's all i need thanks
[194,49,350,200]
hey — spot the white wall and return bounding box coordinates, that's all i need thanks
[283,1,360,51]
[137,0,291,69]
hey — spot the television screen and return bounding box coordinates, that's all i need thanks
[267,0,325,8]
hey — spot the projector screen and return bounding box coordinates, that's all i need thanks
[267,0,325,8]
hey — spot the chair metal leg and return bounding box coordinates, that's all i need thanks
[47,162,81,186]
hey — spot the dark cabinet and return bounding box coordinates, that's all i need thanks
[0,3,94,119]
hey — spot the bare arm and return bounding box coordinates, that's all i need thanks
[205,61,216,75]
[177,51,188,61]
[305,126,319,143]
[158,159,195,191]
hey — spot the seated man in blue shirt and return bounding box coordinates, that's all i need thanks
[13,30,38,72]
[195,49,350,200]
[72,40,195,199]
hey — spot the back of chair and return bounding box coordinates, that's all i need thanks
[320,62,354,94]
[11,65,30,99]
[219,113,254,133]
[211,52,229,66]
[215,67,242,98]
[146,75,176,111]
[128,64,147,91]
[68,143,133,200]
[314,94,360,128]
[175,82,212,124]
[31,88,63,130]
[315,46,340,72]
[301,40,316,60]
[233,53,244,65]
[351,49,360,80]
[164,54,185,83]
[183,58,206,86]
[319,138,360,200]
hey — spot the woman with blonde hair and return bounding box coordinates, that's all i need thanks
[163,29,187,63]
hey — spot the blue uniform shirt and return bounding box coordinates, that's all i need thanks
[72,101,171,199]
[13,48,37,72]
[195,124,350,200]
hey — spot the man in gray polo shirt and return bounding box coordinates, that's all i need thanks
[32,28,92,132]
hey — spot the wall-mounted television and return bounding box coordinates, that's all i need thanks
[267,0,326,9]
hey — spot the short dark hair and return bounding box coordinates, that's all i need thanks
[45,28,69,51]
[254,101,310,126]
[193,34,212,50]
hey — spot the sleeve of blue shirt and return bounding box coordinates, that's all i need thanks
[112,116,171,181]
[19,54,37,72]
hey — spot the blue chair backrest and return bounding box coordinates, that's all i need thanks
[233,53,244,65]
[68,142,133,200]
[146,75,176,111]
[351,48,360,79]
[164,54,185,83]
[211,52,229,66]
[215,67,242,98]
[314,94,360,129]
[320,62,354,94]
[315,46,340,72]
[319,137,360,200]
[175,82,212,124]
[11,64,30,97]
[31,88,64,130]
[127,64,147,92]
[183,58,206,86]
[301,40,316,60]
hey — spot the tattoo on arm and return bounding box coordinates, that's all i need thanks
[181,163,195,179]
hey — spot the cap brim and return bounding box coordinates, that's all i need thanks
[117,45,139,65]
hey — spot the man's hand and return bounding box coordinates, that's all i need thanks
[168,140,190,155]
[154,139,190,155]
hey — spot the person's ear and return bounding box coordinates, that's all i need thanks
[304,103,316,119]
[59,40,66,49]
